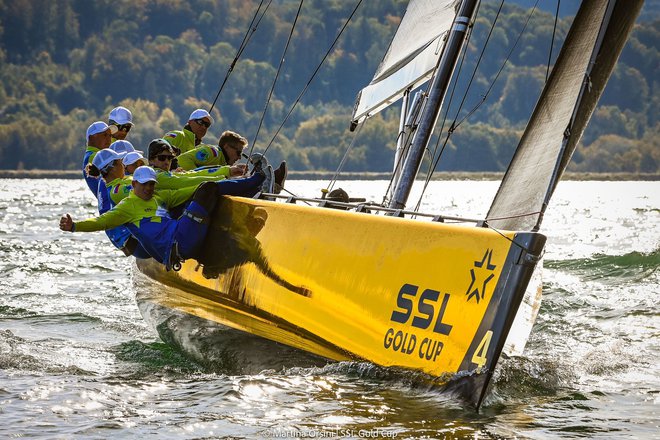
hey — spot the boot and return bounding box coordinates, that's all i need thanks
[273,161,287,194]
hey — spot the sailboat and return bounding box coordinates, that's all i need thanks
[134,0,643,408]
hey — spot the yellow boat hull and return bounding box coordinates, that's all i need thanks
[136,195,545,407]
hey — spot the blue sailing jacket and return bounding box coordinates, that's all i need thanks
[74,187,197,264]
[82,147,101,196]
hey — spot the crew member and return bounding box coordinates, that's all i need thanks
[59,166,268,268]
[108,106,133,142]
[163,108,214,155]
[82,121,118,196]
[177,131,287,193]
[147,138,245,190]
[123,151,147,176]
[86,148,149,258]
[177,130,247,170]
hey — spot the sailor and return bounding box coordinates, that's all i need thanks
[59,166,269,269]
[177,130,246,170]
[82,121,118,196]
[110,139,139,156]
[163,108,214,155]
[123,151,147,176]
[176,131,287,193]
[147,138,248,190]
[86,148,150,258]
[108,106,133,143]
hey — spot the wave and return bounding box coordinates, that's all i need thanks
[484,355,578,407]
[112,339,205,377]
[0,329,92,375]
[0,305,37,319]
[546,249,659,282]
[0,306,102,325]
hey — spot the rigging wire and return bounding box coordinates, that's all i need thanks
[546,0,561,83]
[484,221,539,254]
[262,0,364,158]
[454,0,541,130]
[381,118,413,206]
[240,0,363,202]
[208,0,273,114]
[249,0,305,156]
[411,2,483,213]
[325,121,364,193]
[412,0,541,212]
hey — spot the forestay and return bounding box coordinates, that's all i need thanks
[486,0,643,231]
[351,0,460,124]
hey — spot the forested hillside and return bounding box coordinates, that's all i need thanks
[0,0,657,173]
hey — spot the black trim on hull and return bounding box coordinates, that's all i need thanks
[448,232,546,409]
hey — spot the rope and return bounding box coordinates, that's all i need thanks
[485,210,543,222]
[411,0,489,212]
[208,0,273,114]
[482,222,538,254]
[454,0,541,129]
[326,120,364,193]
[412,0,541,212]
[261,0,364,158]
[546,0,561,83]
[249,0,305,156]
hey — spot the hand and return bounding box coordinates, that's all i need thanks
[59,214,74,232]
[230,164,247,177]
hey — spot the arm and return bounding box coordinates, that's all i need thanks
[183,165,233,178]
[60,201,135,233]
[158,185,198,209]
[156,171,228,190]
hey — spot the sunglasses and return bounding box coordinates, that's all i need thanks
[116,124,132,132]
[156,155,175,161]
[194,118,211,128]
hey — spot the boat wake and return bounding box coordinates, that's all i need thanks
[137,303,329,375]
[486,355,577,405]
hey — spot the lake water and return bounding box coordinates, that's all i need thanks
[0,179,658,439]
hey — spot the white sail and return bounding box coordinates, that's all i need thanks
[351,0,460,124]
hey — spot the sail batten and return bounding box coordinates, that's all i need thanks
[351,0,461,124]
[486,0,643,232]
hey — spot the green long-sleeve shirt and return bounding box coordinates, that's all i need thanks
[177,145,229,170]
[163,128,197,154]
[154,168,230,190]
[75,186,196,232]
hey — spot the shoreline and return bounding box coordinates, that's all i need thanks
[0,169,658,181]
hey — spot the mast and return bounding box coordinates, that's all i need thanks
[389,89,411,199]
[389,0,480,210]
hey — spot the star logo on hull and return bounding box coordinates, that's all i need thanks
[465,249,497,303]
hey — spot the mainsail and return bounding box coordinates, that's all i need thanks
[351,0,460,124]
[486,0,644,231]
